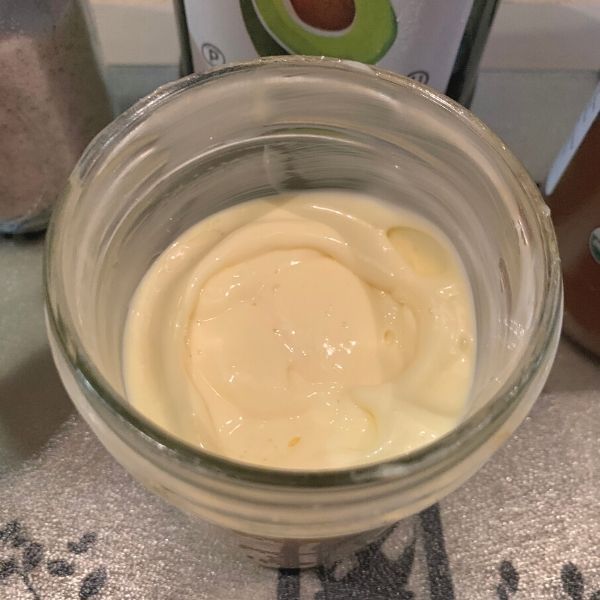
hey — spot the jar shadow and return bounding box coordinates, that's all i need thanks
[0,348,73,472]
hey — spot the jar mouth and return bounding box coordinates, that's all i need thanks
[45,56,563,488]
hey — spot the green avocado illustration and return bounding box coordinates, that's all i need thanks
[244,0,397,64]
[240,0,288,56]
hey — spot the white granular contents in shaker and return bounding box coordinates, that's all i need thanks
[0,1,112,230]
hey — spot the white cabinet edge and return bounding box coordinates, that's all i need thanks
[90,0,180,66]
[481,1,600,70]
[89,0,600,70]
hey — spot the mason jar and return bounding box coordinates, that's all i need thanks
[45,57,562,568]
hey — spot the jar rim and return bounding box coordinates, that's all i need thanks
[45,56,562,488]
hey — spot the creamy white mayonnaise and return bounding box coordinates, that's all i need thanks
[124,191,475,469]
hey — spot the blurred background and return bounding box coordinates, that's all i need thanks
[92,0,600,184]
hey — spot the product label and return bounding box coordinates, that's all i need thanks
[182,0,474,92]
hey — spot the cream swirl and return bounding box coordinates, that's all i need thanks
[124,191,475,469]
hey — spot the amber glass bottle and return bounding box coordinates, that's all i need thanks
[545,83,600,356]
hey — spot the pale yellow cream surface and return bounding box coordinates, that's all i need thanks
[124,191,475,469]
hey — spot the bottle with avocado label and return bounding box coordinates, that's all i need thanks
[174,0,499,105]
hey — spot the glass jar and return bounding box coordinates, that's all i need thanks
[45,57,562,568]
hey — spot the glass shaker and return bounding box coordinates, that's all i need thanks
[0,0,113,234]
